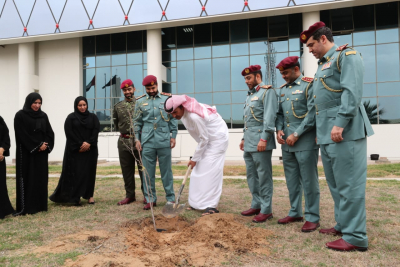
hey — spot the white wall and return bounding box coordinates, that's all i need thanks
[0,44,19,161]
[38,38,82,161]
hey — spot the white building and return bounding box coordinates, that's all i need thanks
[0,0,399,162]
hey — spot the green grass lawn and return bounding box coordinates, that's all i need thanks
[6,163,400,177]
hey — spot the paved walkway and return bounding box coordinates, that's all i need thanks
[6,174,400,181]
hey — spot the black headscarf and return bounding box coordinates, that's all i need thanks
[22,92,46,132]
[73,96,94,129]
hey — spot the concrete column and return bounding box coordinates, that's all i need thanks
[18,42,37,107]
[147,29,164,91]
[302,11,320,77]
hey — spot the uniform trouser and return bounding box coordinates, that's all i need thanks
[243,150,273,214]
[320,138,368,248]
[282,149,320,223]
[118,139,144,199]
[142,146,175,203]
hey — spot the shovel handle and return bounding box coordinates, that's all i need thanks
[175,165,192,206]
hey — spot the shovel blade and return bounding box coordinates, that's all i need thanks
[162,203,186,218]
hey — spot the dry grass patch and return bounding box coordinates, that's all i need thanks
[0,177,399,266]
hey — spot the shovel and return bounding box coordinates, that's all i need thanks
[162,164,192,218]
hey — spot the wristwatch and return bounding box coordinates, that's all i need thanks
[294,132,299,138]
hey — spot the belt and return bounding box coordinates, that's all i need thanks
[315,98,341,112]
[144,122,161,129]
[245,121,263,127]
[120,133,134,139]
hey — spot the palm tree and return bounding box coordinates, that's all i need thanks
[363,100,389,124]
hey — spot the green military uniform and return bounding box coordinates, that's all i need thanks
[113,99,144,199]
[243,82,278,215]
[312,44,374,248]
[134,92,178,203]
[276,75,320,223]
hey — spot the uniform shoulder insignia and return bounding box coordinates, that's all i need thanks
[336,43,349,51]
[136,94,146,100]
[280,83,287,89]
[261,85,272,89]
[160,92,172,96]
[345,50,357,56]
[301,77,313,83]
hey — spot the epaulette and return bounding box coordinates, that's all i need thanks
[113,100,124,107]
[336,43,349,51]
[301,77,313,83]
[261,85,272,89]
[160,92,172,96]
[136,94,146,100]
[280,83,287,89]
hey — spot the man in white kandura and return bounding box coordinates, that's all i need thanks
[165,95,229,216]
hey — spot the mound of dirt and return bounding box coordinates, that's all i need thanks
[64,213,272,267]
[124,213,272,266]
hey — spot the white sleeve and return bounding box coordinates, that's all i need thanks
[190,115,209,162]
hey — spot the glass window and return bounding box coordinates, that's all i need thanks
[378,82,400,96]
[194,59,212,93]
[320,10,331,29]
[270,40,288,53]
[194,24,211,47]
[232,104,244,128]
[87,98,95,111]
[230,19,248,43]
[362,98,378,124]
[334,34,352,46]
[249,17,268,42]
[363,83,377,98]
[353,5,374,31]
[376,2,398,30]
[195,93,212,105]
[127,65,143,91]
[331,8,353,32]
[165,68,176,83]
[231,56,249,91]
[96,35,110,56]
[232,91,246,103]
[356,45,376,83]
[215,105,231,127]
[84,68,96,99]
[127,31,143,52]
[111,66,126,97]
[212,45,230,58]
[177,61,194,93]
[177,48,193,61]
[111,33,126,54]
[269,15,288,38]
[378,96,400,124]
[162,28,176,49]
[96,98,111,110]
[96,55,111,67]
[289,38,300,51]
[250,42,267,55]
[96,67,111,100]
[112,54,126,66]
[250,54,266,68]
[231,43,249,56]
[288,13,302,37]
[213,92,231,105]
[213,58,230,91]
[377,43,400,82]
[376,29,399,44]
[162,50,176,62]
[194,47,211,59]
[128,53,143,65]
[83,57,95,68]
[177,26,193,48]
[353,31,375,46]
[83,36,95,57]
[212,22,229,45]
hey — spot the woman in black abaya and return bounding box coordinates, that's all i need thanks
[14,93,54,216]
[50,96,99,205]
[0,116,14,219]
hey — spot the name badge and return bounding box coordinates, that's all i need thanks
[251,96,259,101]
[322,62,332,71]
[292,90,303,95]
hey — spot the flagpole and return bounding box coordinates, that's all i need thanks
[104,73,106,116]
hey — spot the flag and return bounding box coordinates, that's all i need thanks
[102,75,117,89]
[86,75,95,92]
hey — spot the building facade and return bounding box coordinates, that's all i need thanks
[0,0,399,161]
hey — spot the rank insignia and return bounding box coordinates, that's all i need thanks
[151,81,154,85]
[336,43,349,51]
[251,96,259,101]
[278,66,284,71]
[125,84,129,88]
[292,90,303,95]
[301,77,313,83]
[161,92,172,96]
[301,34,307,41]
[321,62,332,70]
[136,94,146,100]
[142,103,149,106]
[245,68,250,74]
[345,51,357,56]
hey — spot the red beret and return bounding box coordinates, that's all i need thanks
[241,65,262,76]
[142,75,157,86]
[300,21,326,44]
[120,79,133,89]
[276,56,299,71]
